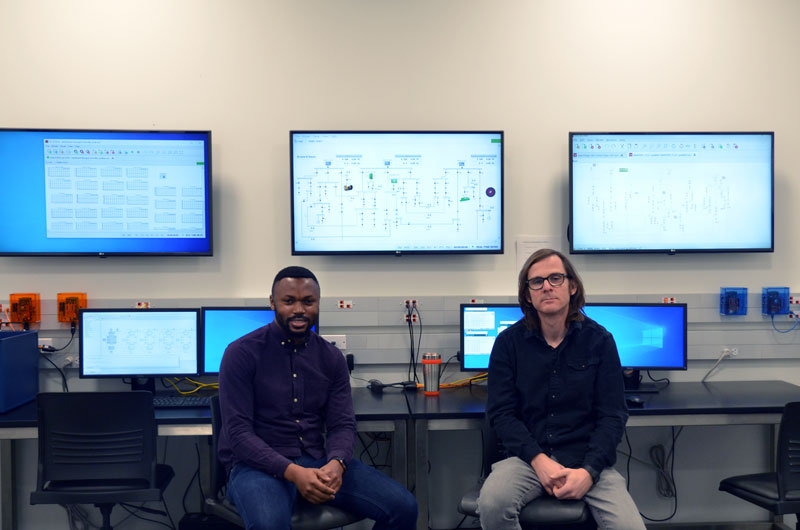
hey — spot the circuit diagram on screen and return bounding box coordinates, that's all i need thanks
[95,324,196,369]
[294,160,499,245]
[580,167,734,236]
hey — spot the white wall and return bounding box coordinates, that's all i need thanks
[1,1,799,528]
[0,0,798,299]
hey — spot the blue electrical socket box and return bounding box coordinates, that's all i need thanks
[721,288,747,315]
[0,331,39,412]
[762,287,790,315]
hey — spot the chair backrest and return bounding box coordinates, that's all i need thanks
[482,414,508,477]
[209,395,227,499]
[777,401,800,497]
[36,391,158,490]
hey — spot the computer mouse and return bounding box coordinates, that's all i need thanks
[626,395,645,408]
[367,379,384,394]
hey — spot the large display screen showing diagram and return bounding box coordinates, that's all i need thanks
[570,132,773,254]
[291,131,503,255]
[0,129,212,256]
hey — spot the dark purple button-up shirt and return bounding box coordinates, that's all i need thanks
[218,322,356,478]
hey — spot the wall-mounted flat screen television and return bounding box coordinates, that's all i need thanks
[291,131,503,255]
[0,128,212,256]
[569,132,773,254]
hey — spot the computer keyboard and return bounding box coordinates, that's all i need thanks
[152,395,212,408]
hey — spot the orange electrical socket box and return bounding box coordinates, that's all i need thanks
[10,293,41,324]
[58,293,87,323]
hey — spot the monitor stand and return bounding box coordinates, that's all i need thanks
[131,377,155,394]
[622,369,661,394]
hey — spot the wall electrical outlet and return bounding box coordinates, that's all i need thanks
[40,351,78,370]
[322,334,347,349]
[53,353,78,369]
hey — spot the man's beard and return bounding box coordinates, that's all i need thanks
[277,314,313,339]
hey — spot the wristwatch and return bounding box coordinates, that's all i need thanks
[582,464,600,483]
[331,457,347,472]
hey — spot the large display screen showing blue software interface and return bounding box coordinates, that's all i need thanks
[0,129,212,255]
[201,307,318,374]
[291,131,503,255]
[570,132,773,253]
[460,303,687,371]
[80,309,200,377]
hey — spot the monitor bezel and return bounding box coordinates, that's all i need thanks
[459,302,689,372]
[568,131,774,255]
[290,130,504,256]
[79,307,201,379]
[0,127,213,257]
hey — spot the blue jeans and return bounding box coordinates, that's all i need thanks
[227,455,417,530]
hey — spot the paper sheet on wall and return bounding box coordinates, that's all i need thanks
[516,236,562,273]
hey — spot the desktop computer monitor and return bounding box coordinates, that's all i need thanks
[460,302,688,379]
[582,303,687,371]
[460,304,524,371]
[79,308,200,390]
[200,306,319,374]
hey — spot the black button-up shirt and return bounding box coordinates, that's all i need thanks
[218,322,356,477]
[486,316,627,472]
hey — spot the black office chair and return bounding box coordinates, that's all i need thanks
[719,401,800,529]
[205,395,364,529]
[30,391,175,530]
[458,416,596,529]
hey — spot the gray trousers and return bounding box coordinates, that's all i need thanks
[477,456,646,530]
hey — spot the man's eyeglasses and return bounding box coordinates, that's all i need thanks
[526,273,570,290]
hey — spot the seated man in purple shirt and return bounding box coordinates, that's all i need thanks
[218,266,417,530]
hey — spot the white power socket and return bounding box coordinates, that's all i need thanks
[39,338,53,348]
[722,347,739,357]
[322,335,347,349]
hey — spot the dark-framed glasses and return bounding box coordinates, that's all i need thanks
[527,273,569,290]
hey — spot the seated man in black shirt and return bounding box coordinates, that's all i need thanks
[478,249,644,530]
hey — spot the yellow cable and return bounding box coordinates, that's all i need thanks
[439,372,487,389]
[163,377,219,395]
